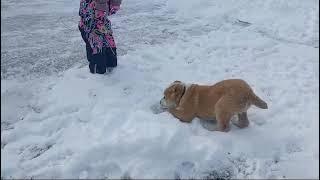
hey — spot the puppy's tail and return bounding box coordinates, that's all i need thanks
[250,93,268,109]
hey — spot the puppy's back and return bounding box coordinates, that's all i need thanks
[216,79,268,109]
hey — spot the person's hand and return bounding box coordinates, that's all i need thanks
[95,0,108,11]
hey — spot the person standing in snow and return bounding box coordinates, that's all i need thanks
[78,0,122,74]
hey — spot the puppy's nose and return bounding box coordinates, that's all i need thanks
[160,97,164,105]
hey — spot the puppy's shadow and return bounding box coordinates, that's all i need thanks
[200,116,239,131]
[150,103,166,114]
[199,118,218,131]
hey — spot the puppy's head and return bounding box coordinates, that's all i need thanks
[160,81,186,109]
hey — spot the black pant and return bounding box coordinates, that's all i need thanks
[79,27,117,74]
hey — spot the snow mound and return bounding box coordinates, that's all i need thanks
[1,0,318,179]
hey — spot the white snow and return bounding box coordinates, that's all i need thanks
[1,0,319,179]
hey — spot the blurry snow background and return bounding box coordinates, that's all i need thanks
[1,0,319,179]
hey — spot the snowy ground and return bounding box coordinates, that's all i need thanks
[1,0,319,179]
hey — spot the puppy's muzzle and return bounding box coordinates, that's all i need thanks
[160,97,167,109]
[160,97,176,109]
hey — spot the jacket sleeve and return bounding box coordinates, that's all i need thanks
[108,0,122,15]
[79,0,86,17]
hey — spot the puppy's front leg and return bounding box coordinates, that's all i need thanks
[169,107,194,123]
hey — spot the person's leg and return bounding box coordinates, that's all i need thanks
[91,47,117,74]
[105,47,117,73]
[104,32,117,71]
[79,27,96,73]
[86,44,97,74]
[91,50,107,74]
[80,28,117,74]
[105,47,117,67]
[85,44,93,62]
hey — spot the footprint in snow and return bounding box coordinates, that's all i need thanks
[88,89,97,97]
[19,143,54,161]
[123,86,132,95]
[174,161,195,179]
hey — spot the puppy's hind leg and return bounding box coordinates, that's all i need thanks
[213,96,235,132]
[232,112,249,128]
[200,112,232,132]
[215,110,232,132]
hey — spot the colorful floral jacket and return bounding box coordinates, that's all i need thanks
[79,0,121,54]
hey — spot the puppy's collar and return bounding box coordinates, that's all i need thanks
[180,85,186,100]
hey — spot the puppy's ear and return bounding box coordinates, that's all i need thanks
[174,86,178,92]
[174,80,181,83]
[174,83,184,93]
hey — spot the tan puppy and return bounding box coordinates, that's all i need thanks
[160,79,268,132]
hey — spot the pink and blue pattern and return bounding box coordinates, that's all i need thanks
[79,0,121,54]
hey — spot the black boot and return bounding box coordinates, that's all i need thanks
[89,63,107,74]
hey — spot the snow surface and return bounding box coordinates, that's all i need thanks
[1,0,319,179]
